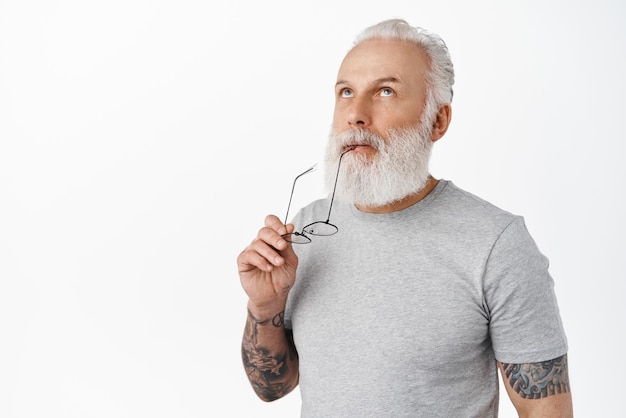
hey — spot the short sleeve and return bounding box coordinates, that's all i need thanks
[483,217,568,363]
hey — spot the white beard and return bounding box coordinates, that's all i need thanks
[324,119,435,208]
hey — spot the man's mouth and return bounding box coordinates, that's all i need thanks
[344,144,373,152]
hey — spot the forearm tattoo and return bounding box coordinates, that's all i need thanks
[241,309,297,401]
[502,354,570,399]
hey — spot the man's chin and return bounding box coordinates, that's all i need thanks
[337,173,432,208]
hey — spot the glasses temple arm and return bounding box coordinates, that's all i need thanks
[325,146,355,222]
[283,165,316,225]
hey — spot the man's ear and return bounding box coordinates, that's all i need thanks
[431,104,452,142]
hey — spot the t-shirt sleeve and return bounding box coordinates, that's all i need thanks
[483,217,568,363]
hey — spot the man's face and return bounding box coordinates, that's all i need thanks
[332,38,431,159]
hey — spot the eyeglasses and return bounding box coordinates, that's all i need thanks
[282,147,355,244]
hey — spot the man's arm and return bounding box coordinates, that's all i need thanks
[241,307,299,402]
[237,215,300,401]
[499,354,573,417]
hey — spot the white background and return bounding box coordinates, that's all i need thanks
[1,0,624,417]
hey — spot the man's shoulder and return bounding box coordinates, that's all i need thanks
[439,180,513,213]
[435,180,520,228]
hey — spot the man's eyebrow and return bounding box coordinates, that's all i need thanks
[373,76,400,84]
[335,77,401,88]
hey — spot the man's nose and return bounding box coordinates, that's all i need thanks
[347,97,372,128]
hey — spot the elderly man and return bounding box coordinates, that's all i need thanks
[237,18,572,417]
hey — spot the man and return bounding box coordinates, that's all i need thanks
[237,18,572,417]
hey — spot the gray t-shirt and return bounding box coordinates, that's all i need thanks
[284,180,568,418]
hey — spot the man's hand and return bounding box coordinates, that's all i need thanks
[237,214,299,316]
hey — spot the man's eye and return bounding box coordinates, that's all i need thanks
[341,89,353,98]
[381,88,394,97]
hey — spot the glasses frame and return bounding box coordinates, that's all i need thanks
[282,146,355,244]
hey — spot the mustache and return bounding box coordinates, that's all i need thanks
[332,129,385,150]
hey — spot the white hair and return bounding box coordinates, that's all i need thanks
[352,18,455,107]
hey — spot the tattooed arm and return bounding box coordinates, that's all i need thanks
[499,354,573,417]
[242,308,299,401]
[237,214,300,401]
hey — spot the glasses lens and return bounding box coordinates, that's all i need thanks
[282,232,311,244]
[303,221,338,236]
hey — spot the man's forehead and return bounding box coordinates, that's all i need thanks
[337,39,429,81]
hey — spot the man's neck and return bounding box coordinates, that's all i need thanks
[354,176,439,214]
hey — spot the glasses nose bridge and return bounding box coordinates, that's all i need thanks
[283,230,312,244]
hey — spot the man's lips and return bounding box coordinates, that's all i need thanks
[344,144,374,152]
